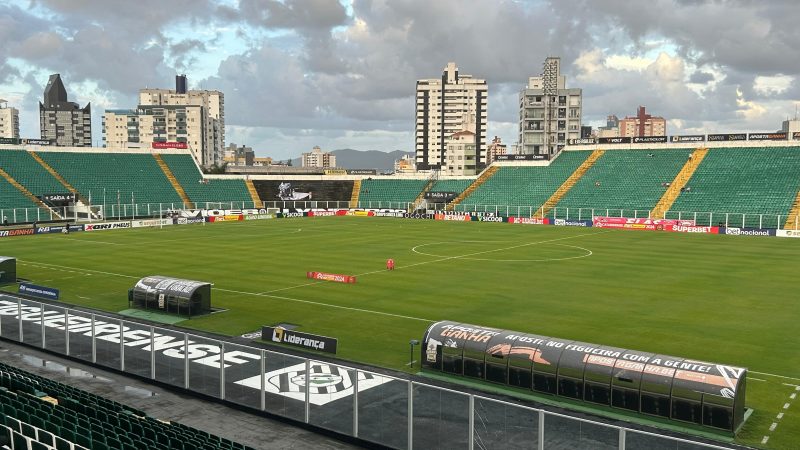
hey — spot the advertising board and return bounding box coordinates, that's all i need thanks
[131,218,173,228]
[18,283,59,301]
[306,271,356,284]
[507,217,548,225]
[670,135,705,143]
[720,227,776,237]
[84,221,131,231]
[0,228,35,238]
[263,326,338,354]
[592,217,695,231]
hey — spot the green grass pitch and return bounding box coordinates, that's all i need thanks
[1,216,799,449]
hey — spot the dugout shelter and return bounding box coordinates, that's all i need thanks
[0,257,16,284]
[422,321,747,432]
[129,276,211,316]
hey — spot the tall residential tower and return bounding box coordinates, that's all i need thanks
[39,74,92,146]
[415,62,487,170]
[519,57,582,157]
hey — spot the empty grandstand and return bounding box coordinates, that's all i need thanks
[0,362,255,450]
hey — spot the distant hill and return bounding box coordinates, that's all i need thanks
[290,149,410,171]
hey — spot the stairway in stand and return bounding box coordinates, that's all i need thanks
[782,187,800,230]
[29,151,87,205]
[0,167,62,219]
[445,166,498,211]
[350,179,362,208]
[535,149,605,218]
[650,147,709,219]
[244,179,261,207]
[153,154,194,208]
[409,170,440,211]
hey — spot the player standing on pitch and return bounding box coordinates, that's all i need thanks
[386,258,395,270]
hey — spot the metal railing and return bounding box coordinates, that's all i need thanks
[0,295,736,450]
[1,199,796,230]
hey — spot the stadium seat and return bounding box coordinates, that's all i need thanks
[358,179,428,206]
[160,154,252,206]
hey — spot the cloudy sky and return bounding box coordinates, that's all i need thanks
[2,0,799,158]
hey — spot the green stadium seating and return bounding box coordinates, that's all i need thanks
[429,179,473,194]
[160,154,252,206]
[358,179,427,206]
[0,362,256,450]
[0,150,66,197]
[0,176,41,213]
[667,147,800,228]
[552,149,691,218]
[456,151,591,212]
[37,152,183,212]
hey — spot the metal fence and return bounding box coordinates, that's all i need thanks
[1,199,796,230]
[0,295,736,450]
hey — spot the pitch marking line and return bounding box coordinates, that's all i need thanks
[751,371,800,381]
[17,260,435,323]
[213,287,434,323]
[762,383,798,444]
[258,230,606,295]
[61,238,126,246]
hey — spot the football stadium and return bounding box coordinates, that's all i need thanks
[0,139,799,450]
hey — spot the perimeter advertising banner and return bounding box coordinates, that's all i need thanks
[262,326,338,354]
[553,219,592,227]
[671,135,705,143]
[508,217,549,225]
[776,230,800,238]
[598,137,632,144]
[664,224,720,234]
[18,283,59,301]
[720,227,776,237]
[84,221,132,232]
[748,133,787,141]
[208,215,244,222]
[592,217,695,231]
[35,224,84,234]
[306,271,356,284]
[707,133,747,142]
[0,228,35,238]
[632,136,668,143]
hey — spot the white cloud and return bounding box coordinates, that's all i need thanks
[753,74,794,96]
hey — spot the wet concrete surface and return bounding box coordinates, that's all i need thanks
[0,341,363,450]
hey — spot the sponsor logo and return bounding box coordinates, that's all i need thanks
[18,283,59,301]
[731,229,771,236]
[84,222,131,231]
[748,133,787,141]
[234,361,390,406]
[131,219,173,228]
[598,137,632,144]
[282,212,304,218]
[307,271,356,283]
[0,228,35,237]
[264,326,338,354]
[373,211,404,218]
[777,230,800,238]
[22,138,53,146]
[347,169,377,175]
[308,210,338,217]
[244,214,274,221]
[478,216,504,222]
[403,213,434,220]
[667,225,719,234]
[554,219,590,227]
[178,208,271,218]
[152,141,188,149]
[567,138,596,145]
[632,136,668,143]
[707,133,747,142]
[176,217,206,225]
[671,135,705,142]
[495,154,548,161]
[508,217,546,225]
[323,169,347,175]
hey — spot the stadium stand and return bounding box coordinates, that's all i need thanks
[37,152,183,209]
[551,149,691,217]
[667,146,800,228]
[0,175,41,212]
[446,166,498,210]
[454,151,591,211]
[152,154,193,207]
[0,151,68,198]
[0,362,255,450]
[160,154,252,206]
[429,179,473,194]
[357,179,427,206]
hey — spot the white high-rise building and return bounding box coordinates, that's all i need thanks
[134,75,225,167]
[415,62,487,170]
[301,146,336,168]
[0,100,19,139]
[519,57,582,157]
